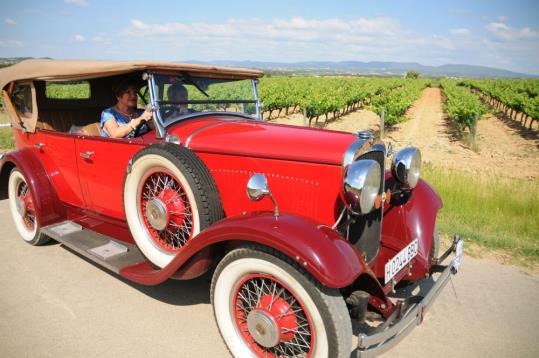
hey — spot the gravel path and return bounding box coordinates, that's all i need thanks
[1,199,538,357]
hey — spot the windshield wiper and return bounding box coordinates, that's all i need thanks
[183,73,210,97]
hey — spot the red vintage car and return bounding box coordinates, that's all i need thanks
[0,60,463,358]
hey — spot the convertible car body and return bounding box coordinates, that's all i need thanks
[0,59,463,358]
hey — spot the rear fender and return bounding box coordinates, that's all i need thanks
[0,149,65,226]
[374,176,443,280]
[121,212,375,288]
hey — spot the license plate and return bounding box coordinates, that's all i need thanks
[385,239,419,283]
[453,239,464,272]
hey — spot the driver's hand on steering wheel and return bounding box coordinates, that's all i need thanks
[133,110,153,126]
[140,109,153,121]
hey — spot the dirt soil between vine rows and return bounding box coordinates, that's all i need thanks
[270,87,539,179]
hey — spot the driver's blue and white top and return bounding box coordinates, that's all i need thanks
[100,107,149,138]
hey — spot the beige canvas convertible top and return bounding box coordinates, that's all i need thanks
[0,59,263,133]
[0,59,264,90]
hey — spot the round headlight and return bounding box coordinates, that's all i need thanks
[391,147,421,188]
[341,160,381,215]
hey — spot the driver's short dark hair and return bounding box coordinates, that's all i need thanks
[113,78,140,98]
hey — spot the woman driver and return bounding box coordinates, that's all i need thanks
[100,79,153,138]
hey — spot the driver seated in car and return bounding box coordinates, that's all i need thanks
[100,79,153,138]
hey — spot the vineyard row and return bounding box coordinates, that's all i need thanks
[259,77,430,127]
[463,79,539,130]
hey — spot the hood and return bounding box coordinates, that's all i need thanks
[170,118,357,165]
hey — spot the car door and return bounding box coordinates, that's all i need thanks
[6,81,85,208]
[75,135,145,220]
[32,131,86,208]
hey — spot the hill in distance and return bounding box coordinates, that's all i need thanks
[188,60,537,78]
[1,57,535,78]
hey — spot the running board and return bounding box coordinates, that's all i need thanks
[41,220,147,274]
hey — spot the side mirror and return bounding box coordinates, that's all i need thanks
[246,174,279,217]
[246,173,270,201]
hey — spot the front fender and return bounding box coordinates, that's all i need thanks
[373,177,443,279]
[121,212,371,288]
[0,148,65,226]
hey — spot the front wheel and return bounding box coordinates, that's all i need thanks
[211,246,352,358]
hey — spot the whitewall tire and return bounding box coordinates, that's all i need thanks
[8,168,49,245]
[123,144,222,268]
[211,246,352,358]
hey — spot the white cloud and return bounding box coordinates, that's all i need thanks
[91,34,112,45]
[73,34,85,42]
[123,17,438,50]
[64,0,88,6]
[47,15,534,74]
[4,18,16,25]
[115,17,474,71]
[486,22,539,41]
[0,39,23,47]
[449,28,470,36]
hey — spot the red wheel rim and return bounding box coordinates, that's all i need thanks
[16,180,36,231]
[139,170,194,252]
[233,274,315,357]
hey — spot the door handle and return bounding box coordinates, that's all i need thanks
[34,143,45,150]
[80,151,94,159]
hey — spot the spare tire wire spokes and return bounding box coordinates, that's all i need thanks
[140,171,193,251]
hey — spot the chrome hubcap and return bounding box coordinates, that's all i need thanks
[16,197,26,216]
[145,198,168,231]
[246,309,280,348]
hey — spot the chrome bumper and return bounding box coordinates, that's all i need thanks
[355,237,464,358]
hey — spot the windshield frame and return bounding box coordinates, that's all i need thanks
[145,72,262,139]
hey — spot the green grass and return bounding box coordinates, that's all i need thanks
[0,110,14,150]
[422,164,539,265]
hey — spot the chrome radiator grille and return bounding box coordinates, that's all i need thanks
[348,149,385,263]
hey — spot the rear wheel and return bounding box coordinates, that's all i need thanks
[211,246,352,358]
[8,168,49,245]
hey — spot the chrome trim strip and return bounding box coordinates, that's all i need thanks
[0,152,5,160]
[185,121,233,148]
[252,79,263,121]
[355,240,463,357]
[147,72,166,139]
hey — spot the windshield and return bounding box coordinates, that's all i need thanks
[153,74,258,125]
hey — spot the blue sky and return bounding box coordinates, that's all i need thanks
[1,0,538,74]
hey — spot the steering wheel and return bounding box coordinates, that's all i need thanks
[133,119,149,137]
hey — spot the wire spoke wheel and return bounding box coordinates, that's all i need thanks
[124,144,223,268]
[16,179,36,231]
[212,247,352,358]
[234,274,314,357]
[8,168,49,245]
[139,170,194,251]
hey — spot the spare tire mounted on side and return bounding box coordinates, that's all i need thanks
[123,143,223,268]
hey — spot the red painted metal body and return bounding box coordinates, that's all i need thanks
[376,177,443,281]
[120,212,372,288]
[1,113,441,293]
[0,147,65,226]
